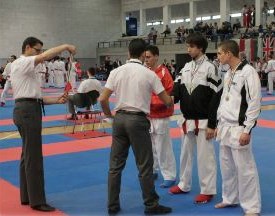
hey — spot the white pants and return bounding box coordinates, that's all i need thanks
[149,118,176,180]
[178,129,217,194]
[218,126,261,214]
[267,71,275,94]
[55,71,65,88]
[69,74,76,89]
[0,80,12,103]
[48,71,55,87]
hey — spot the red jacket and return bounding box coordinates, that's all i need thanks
[149,65,174,118]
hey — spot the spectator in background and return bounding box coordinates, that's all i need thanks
[262,1,269,28]
[0,55,17,106]
[233,19,241,33]
[67,67,103,120]
[251,4,256,27]
[148,27,158,45]
[242,5,248,27]
[112,58,122,69]
[161,25,171,37]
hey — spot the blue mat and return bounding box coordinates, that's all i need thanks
[1,126,275,215]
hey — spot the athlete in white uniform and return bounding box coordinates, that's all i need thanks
[170,33,223,204]
[265,54,275,95]
[0,55,16,106]
[145,45,177,188]
[215,40,261,216]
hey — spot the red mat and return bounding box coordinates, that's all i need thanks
[64,130,110,139]
[0,178,66,216]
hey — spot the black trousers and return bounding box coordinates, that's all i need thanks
[108,112,159,210]
[13,100,46,206]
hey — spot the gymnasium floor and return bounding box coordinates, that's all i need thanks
[0,85,275,216]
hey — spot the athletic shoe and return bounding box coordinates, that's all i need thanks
[144,205,172,215]
[194,194,214,203]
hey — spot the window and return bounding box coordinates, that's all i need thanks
[212,15,221,19]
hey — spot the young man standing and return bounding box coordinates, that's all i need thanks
[145,45,177,188]
[215,40,261,216]
[11,37,76,212]
[99,38,173,215]
[170,33,223,204]
[0,55,17,106]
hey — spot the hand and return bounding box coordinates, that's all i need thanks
[67,45,76,55]
[214,128,218,138]
[206,128,215,140]
[239,133,251,146]
[57,92,68,104]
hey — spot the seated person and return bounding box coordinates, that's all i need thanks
[67,67,103,120]
[161,25,171,37]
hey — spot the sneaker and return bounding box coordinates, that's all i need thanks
[194,194,214,203]
[0,102,5,107]
[169,185,188,194]
[144,205,172,215]
[160,180,176,188]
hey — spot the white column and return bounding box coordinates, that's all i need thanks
[255,0,264,27]
[163,5,171,31]
[189,1,197,29]
[121,11,126,35]
[220,0,230,25]
[139,4,146,35]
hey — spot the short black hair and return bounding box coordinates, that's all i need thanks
[145,45,159,56]
[22,37,43,53]
[87,67,96,76]
[186,32,208,53]
[128,38,146,58]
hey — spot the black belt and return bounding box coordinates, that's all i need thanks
[15,98,45,116]
[117,110,147,117]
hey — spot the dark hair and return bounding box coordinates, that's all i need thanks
[145,45,159,56]
[218,40,239,57]
[128,38,146,58]
[22,37,43,53]
[87,67,96,76]
[186,32,208,53]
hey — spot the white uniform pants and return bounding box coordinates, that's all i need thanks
[55,71,65,88]
[178,129,217,194]
[267,71,275,94]
[0,80,12,103]
[218,126,261,214]
[69,74,76,89]
[48,71,55,87]
[150,118,176,180]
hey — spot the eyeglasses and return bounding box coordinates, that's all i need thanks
[32,47,42,53]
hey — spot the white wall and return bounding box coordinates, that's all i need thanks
[0,0,121,61]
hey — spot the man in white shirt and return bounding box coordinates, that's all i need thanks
[11,36,76,212]
[0,55,16,106]
[67,67,103,120]
[99,38,173,215]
